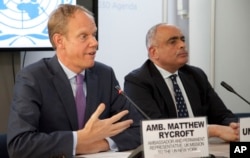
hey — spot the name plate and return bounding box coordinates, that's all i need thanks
[141,117,209,158]
[240,117,250,141]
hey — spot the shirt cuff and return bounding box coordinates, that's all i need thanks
[73,131,77,155]
[73,132,118,155]
[106,137,118,151]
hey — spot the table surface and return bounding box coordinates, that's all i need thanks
[76,138,230,158]
[208,137,229,158]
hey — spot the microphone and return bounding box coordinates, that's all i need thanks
[115,85,150,120]
[221,81,250,105]
[115,85,149,158]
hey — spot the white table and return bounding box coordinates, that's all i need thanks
[209,137,229,158]
[76,138,230,158]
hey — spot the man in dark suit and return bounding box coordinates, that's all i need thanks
[124,23,239,142]
[7,4,142,158]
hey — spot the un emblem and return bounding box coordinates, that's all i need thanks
[0,0,75,48]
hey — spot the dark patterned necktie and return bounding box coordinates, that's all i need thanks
[169,74,189,117]
[75,74,86,129]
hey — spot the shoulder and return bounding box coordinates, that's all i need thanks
[180,64,210,89]
[19,57,53,77]
[180,64,207,77]
[125,60,152,78]
[92,61,113,71]
[90,61,114,73]
[88,61,115,77]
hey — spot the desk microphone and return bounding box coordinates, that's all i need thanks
[221,81,250,105]
[115,85,151,120]
[115,85,149,158]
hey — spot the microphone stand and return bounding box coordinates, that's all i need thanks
[115,86,148,158]
[221,81,250,105]
[232,91,250,105]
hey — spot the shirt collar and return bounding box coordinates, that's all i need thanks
[154,63,178,79]
[58,59,85,80]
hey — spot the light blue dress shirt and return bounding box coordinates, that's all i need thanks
[58,59,118,155]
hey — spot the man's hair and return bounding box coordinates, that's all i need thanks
[47,4,94,49]
[145,23,168,49]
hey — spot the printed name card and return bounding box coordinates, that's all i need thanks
[240,117,250,141]
[141,117,209,158]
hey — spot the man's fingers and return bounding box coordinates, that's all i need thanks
[109,120,133,136]
[90,104,129,124]
[230,122,239,129]
[109,110,129,123]
[90,103,105,120]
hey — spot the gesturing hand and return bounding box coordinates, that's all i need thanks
[76,103,133,154]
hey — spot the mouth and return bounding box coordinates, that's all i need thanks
[176,50,188,56]
[179,52,188,56]
[85,51,96,56]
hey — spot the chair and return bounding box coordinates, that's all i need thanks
[0,134,9,158]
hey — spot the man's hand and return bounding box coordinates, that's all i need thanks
[76,103,133,154]
[208,123,239,142]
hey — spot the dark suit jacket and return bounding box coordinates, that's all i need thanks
[124,59,238,125]
[7,56,142,158]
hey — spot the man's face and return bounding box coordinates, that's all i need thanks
[56,10,98,73]
[150,25,188,72]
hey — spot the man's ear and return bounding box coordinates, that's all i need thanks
[149,46,159,60]
[53,33,64,49]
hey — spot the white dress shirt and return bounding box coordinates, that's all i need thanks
[154,64,194,117]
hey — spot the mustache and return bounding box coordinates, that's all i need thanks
[176,50,188,55]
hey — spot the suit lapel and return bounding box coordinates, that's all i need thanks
[178,70,201,116]
[49,56,78,130]
[84,68,99,121]
[148,61,177,118]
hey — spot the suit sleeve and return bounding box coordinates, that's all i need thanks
[185,66,238,125]
[7,69,74,158]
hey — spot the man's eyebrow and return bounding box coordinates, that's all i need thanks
[167,35,185,42]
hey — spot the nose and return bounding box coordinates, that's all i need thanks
[89,35,98,48]
[179,39,186,49]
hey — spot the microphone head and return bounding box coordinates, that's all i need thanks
[115,85,120,91]
[220,81,235,93]
[115,85,123,95]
